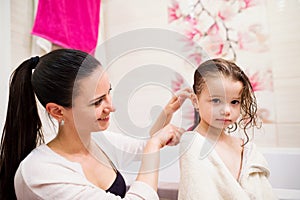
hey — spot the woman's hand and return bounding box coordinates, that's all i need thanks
[150,88,193,136]
[150,124,185,149]
[164,87,194,115]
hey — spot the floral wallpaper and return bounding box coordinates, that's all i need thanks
[168,0,275,127]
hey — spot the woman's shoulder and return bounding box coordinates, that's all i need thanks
[19,143,72,164]
[16,144,84,184]
[19,144,51,165]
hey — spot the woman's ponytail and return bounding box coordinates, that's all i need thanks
[0,57,44,200]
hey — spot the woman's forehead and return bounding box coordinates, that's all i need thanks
[76,69,110,97]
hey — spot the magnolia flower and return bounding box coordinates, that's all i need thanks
[188,52,203,65]
[185,27,203,41]
[218,2,239,20]
[168,0,182,23]
[237,25,269,52]
[239,0,258,10]
[247,69,273,92]
[184,15,198,26]
[171,74,185,92]
[204,34,226,56]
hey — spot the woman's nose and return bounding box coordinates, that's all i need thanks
[103,96,115,113]
[104,104,116,113]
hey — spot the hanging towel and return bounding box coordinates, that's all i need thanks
[32,0,101,54]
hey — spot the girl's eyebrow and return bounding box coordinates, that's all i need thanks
[209,95,222,98]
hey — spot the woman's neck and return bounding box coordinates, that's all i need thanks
[48,126,91,155]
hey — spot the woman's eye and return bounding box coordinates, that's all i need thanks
[94,99,103,106]
[211,99,221,104]
[231,100,240,105]
[108,87,112,94]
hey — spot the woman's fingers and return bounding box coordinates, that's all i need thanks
[164,125,185,146]
[175,88,194,104]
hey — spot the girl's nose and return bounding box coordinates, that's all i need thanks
[221,104,230,115]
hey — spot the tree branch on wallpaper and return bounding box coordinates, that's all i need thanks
[168,0,269,63]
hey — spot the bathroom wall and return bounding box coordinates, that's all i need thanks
[0,0,11,132]
[99,0,300,148]
[3,0,300,148]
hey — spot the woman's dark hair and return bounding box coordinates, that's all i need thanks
[0,49,100,199]
[192,58,260,145]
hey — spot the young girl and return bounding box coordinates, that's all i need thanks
[177,58,277,199]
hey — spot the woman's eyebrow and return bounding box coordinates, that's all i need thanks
[89,94,106,104]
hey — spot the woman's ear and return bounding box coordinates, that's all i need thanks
[191,93,199,110]
[45,103,64,121]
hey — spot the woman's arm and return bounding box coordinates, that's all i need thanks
[150,88,193,136]
[136,124,185,191]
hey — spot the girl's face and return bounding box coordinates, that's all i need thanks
[68,68,115,133]
[196,76,243,131]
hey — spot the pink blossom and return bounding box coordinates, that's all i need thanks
[185,27,203,41]
[204,34,225,56]
[171,74,196,129]
[247,70,273,92]
[237,28,268,52]
[238,31,254,50]
[184,15,198,26]
[207,23,220,35]
[248,71,264,91]
[239,0,258,10]
[188,52,203,65]
[218,4,238,20]
[257,108,273,124]
[171,74,185,92]
[168,1,182,23]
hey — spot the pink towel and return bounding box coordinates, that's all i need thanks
[32,0,101,54]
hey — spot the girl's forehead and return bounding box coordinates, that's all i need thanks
[202,77,243,96]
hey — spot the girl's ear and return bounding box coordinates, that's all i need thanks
[191,93,199,110]
[45,103,64,121]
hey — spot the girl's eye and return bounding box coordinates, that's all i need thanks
[108,87,112,94]
[231,100,240,105]
[211,98,221,104]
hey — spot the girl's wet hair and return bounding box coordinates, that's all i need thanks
[192,58,260,145]
[0,49,100,199]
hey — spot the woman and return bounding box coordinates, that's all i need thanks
[0,49,185,199]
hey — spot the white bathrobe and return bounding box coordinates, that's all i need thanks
[178,132,278,200]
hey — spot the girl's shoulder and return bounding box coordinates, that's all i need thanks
[179,131,209,158]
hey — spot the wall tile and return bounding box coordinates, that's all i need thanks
[273,77,300,123]
[277,124,300,147]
